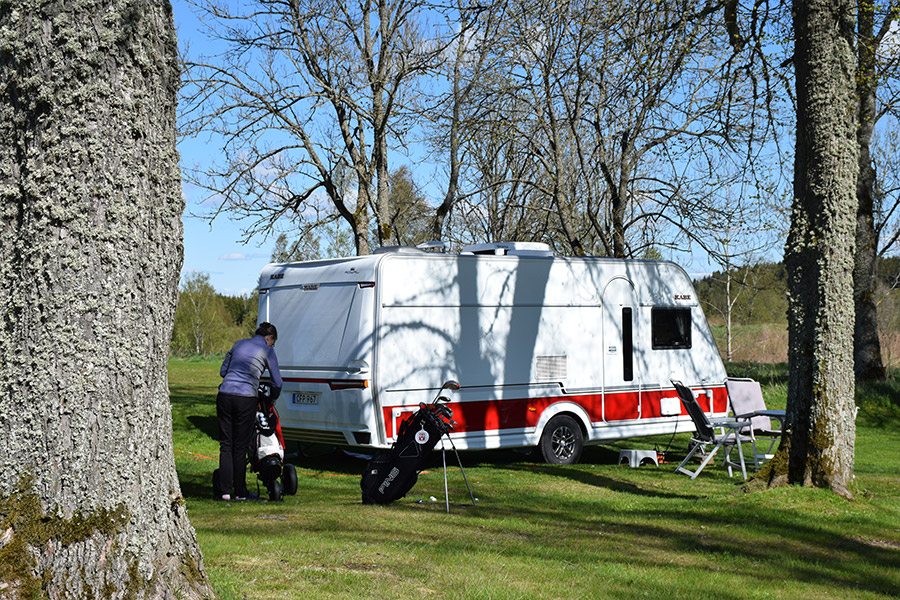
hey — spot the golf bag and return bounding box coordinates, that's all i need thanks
[249,385,298,501]
[361,398,455,505]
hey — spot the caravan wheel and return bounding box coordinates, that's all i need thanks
[540,415,583,465]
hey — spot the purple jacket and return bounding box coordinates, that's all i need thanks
[219,334,283,400]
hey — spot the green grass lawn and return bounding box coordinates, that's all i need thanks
[169,358,900,600]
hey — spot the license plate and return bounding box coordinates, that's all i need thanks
[292,391,320,405]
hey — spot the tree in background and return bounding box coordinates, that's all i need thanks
[695,262,789,327]
[443,0,773,258]
[771,0,858,497]
[172,272,235,354]
[222,293,259,339]
[0,0,212,596]
[725,0,900,381]
[170,272,261,355]
[269,216,355,263]
[181,0,436,254]
[384,166,433,247]
[853,0,900,381]
[181,0,776,261]
[420,0,502,240]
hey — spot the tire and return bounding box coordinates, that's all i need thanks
[268,479,283,502]
[539,415,584,465]
[282,463,298,496]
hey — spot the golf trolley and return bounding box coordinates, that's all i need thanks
[361,380,476,511]
[213,384,298,501]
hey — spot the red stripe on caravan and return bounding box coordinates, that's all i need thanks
[382,385,727,438]
[282,377,368,391]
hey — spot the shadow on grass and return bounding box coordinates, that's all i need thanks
[182,442,899,598]
[188,415,219,440]
[374,484,900,598]
[857,378,900,429]
[169,387,215,407]
[725,361,789,386]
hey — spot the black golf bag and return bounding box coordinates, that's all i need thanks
[361,400,455,504]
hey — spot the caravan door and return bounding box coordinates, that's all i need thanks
[602,276,640,421]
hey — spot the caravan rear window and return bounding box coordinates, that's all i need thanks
[651,307,691,349]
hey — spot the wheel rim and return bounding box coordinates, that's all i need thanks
[551,425,576,461]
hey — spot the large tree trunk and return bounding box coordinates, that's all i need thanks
[770,0,857,497]
[853,0,887,382]
[0,1,213,597]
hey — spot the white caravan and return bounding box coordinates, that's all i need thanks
[257,242,728,464]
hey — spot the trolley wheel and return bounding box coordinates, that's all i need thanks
[539,415,584,465]
[282,463,298,496]
[267,479,283,502]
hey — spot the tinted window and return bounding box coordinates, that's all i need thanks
[622,307,633,381]
[651,308,692,349]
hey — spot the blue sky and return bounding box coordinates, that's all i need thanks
[174,1,275,296]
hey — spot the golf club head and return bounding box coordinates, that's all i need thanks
[432,380,460,405]
[440,380,460,398]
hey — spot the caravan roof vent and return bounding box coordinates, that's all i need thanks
[416,241,448,253]
[373,245,426,254]
[461,242,553,257]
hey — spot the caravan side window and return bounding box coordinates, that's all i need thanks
[622,307,634,381]
[651,307,692,349]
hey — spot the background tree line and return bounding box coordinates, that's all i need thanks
[695,256,900,365]
[171,272,258,355]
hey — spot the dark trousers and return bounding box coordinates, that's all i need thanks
[216,392,258,497]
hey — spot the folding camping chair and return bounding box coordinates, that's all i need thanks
[671,380,751,480]
[725,378,784,470]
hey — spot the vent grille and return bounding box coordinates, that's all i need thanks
[535,355,567,380]
[281,428,348,445]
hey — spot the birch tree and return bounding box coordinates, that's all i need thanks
[0,0,212,597]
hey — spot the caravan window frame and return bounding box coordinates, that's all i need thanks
[651,307,692,350]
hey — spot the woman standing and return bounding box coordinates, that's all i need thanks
[215,322,283,500]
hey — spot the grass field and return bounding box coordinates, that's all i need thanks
[169,358,900,600]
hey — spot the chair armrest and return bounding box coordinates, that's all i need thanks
[710,418,752,430]
[753,409,785,427]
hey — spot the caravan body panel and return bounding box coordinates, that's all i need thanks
[258,250,727,452]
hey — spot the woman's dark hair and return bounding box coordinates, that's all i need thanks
[256,322,278,340]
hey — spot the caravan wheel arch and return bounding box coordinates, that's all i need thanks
[533,402,592,464]
[532,401,592,443]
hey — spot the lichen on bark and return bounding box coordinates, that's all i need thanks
[0,475,130,598]
[0,1,212,597]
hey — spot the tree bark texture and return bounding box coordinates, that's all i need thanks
[780,0,857,496]
[0,1,213,597]
[853,0,886,382]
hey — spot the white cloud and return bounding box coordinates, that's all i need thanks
[219,253,248,261]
